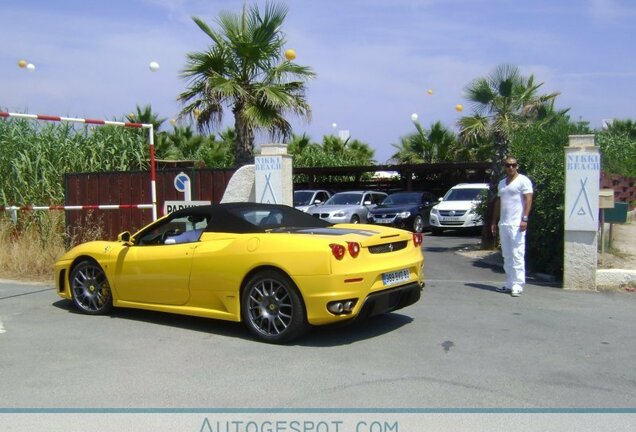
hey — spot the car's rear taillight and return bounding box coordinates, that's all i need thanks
[330,243,346,260]
[330,242,361,259]
[413,232,423,247]
[347,242,361,258]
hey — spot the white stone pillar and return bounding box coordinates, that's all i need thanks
[254,144,293,206]
[563,135,600,290]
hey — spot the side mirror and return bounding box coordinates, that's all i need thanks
[438,197,443,202]
[363,200,372,205]
[313,199,322,205]
[117,231,132,245]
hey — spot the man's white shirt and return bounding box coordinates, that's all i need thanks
[498,174,533,226]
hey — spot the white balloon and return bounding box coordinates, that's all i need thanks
[26,63,35,71]
[411,113,418,122]
[331,122,337,129]
[149,61,160,71]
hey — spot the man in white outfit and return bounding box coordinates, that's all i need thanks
[490,156,533,297]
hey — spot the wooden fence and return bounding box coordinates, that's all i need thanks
[64,168,235,240]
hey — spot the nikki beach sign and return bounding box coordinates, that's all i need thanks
[564,145,600,232]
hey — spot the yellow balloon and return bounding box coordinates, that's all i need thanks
[193,108,201,117]
[18,59,27,68]
[427,89,433,95]
[284,49,296,61]
[169,118,176,125]
[455,104,464,112]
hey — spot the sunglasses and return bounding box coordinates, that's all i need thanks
[504,163,518,168]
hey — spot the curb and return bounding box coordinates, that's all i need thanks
[596,269,636,291]
[458,251,634,291]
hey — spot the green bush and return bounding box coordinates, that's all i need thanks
[509,118,588,277]
[596,132,636,178]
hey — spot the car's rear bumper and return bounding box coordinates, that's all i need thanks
[354,282,423,320]
[295,252,425,325]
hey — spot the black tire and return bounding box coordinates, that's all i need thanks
[69,260,113,315]
[350,215,360,224]
[412,215,425,233]
[431,228,444,236]
[241,270,307,344]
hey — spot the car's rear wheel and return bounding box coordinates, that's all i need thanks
[69,260,113,315]
[350,215,360,224]
[242,270,307,344]
[413,215,425,233]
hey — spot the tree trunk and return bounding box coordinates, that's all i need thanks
[480,194,498,250]
[480,130,509,250]
[233,106,254,167]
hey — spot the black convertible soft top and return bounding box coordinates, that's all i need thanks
[169,203,333,234]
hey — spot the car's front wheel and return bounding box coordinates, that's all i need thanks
[241,270,307,344]
[350,215,360,224]
[69,260,113,315]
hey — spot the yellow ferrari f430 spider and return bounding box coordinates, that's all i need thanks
[55,203,424,343]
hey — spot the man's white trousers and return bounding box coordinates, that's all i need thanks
[499,224,526,289]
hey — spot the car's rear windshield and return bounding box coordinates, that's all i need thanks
[444,188,485,201]
[325,193,363,205]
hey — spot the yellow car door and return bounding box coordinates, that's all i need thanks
[112,242,195,305]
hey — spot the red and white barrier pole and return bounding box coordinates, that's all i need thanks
[0,111,158,220]
[148,125,158,220]
[0,204,154,211]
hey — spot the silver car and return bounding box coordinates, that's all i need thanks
[308,190,387,224]
[293,189,332,212]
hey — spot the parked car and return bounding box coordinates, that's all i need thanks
[293,189,331,212]
[367,191,437,233]
[54,203,424,344]
[308,190,387,224]
[429,183,489,235]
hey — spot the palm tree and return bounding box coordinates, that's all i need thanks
[126,104,166,131]
[390,121,456,164]
[458,64,564,248]
[427,121,457,162]
[287,133,314,155]
[178,2,316,167]
[458,64,563,182]
[346,138,376,165]
[320,135,375,165]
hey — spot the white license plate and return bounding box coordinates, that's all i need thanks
[382,269,410,286]
[375,218,392,224]
[441,216,462,221]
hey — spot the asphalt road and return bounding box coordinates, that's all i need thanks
[1,231,635,408]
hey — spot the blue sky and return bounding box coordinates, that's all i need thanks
[1,0,635,163]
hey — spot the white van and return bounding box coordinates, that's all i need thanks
[429,183,489,235]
